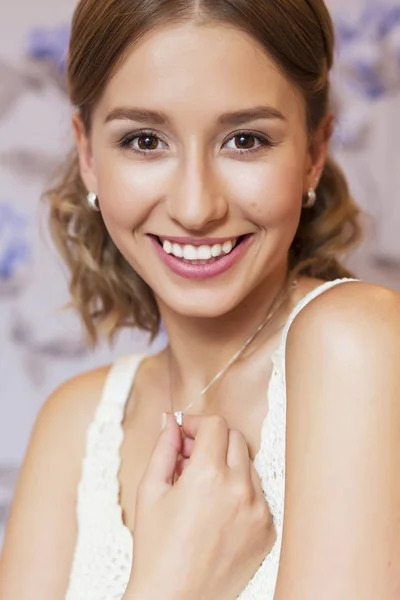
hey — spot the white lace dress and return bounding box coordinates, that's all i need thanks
[65,278,359,600]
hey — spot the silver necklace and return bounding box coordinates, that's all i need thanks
[169,276,298,426]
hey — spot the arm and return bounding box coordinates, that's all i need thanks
[0,367,109,600]
[274,282,400,600]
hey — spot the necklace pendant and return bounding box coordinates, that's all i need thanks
[174,411,184,427]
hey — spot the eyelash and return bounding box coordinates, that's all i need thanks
[117,129,277,157]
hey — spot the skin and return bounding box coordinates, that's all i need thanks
[74,21,329,404]
[1,20,400,600]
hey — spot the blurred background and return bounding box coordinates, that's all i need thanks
[1,0,400,546]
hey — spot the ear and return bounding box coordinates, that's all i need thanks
[303,113,333,193]
[72,112,98,195]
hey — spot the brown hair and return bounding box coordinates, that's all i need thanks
[45,0,363,346]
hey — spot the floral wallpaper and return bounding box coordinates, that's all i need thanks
[1,0,399,547]
[331,1,400,145]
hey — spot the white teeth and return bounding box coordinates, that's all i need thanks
[161,238,237,260]
[197,245,212,260]
[211,244,222,257]
[222,240,233,254]
[172,243,183,258]
[163,240,173,254]
[183,245,197,260]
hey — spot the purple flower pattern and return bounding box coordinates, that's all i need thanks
[0,203,30,294]
[333,1,400,100]
[26,25,70,75]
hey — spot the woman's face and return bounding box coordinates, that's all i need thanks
[75,22,325,318]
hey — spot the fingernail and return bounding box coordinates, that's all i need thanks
[161,412,167,430]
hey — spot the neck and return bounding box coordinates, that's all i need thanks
[157,263,293,410]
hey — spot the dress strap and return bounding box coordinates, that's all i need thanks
[77,353,147,509]
[69,354,147,597]
[99,353,147,410]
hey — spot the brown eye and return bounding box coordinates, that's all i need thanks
[223,131,274,155]
[119,130,168,155]
[137,135,159,150]
[234,134,256,150]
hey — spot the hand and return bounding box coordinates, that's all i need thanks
[124,413,276,600]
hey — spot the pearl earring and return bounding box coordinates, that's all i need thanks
[87,192,100,211]
[302,188,316,209]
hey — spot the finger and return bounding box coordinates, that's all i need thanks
[179,414,207,439]
[181,435,195,458]
[176,457,191,478]
[143,413,183,488]
[249,460,267,503]
[180,414,229,468]
[226,429,254,490]
[226,429,250,469]
[176,458,184,478]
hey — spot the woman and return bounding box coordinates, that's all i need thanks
[1,0,400,599]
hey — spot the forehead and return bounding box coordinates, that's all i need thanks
[95,22,305,126]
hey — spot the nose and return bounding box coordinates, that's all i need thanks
[166,152,228,231]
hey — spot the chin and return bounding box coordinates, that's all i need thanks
[156,287,249,320]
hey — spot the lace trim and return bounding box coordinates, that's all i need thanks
[66,354,145,600]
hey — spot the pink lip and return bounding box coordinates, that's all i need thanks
[154,235,246,247]
[149,234,255,280]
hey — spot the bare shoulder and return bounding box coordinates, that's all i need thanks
[0,363,112,600]
[45,363,112,429]
[290,280,400,347]
[274,281,400,600]
[29,363,113,472]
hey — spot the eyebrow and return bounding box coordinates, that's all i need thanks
[104,105,286,126]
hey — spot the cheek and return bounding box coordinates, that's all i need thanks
[94,150,172,230]
[220,150,305,226]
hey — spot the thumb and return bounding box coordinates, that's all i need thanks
[144,412,182,488]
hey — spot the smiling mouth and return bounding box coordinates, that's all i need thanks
[152,234,249,264]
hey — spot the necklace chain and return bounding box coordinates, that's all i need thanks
[169,276,298,426]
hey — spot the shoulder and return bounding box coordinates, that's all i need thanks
[14,363,113,518]
[37,364,112,453]
[5,363,116,499]
[288,280,400,353]
[0,363,115,598]
[285,279,400,440]
[274,282,400,598]
[12,361,114,514]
